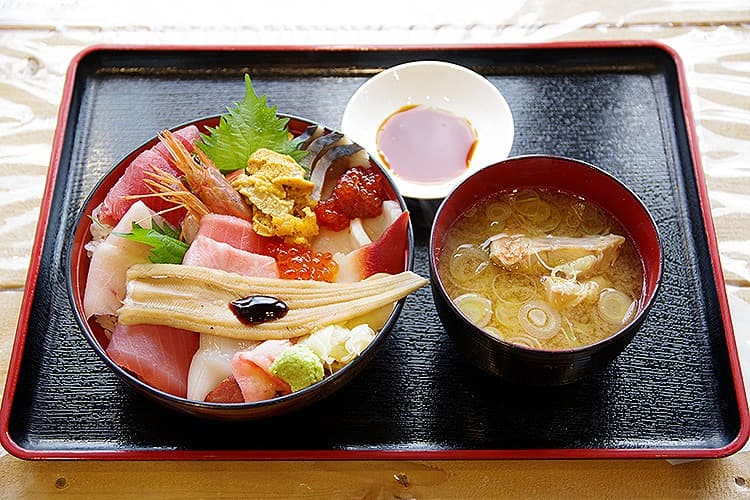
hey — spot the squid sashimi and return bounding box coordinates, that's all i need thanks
[182,235,280,278]
[194,213,280,256]
[232,340,292,402]
[106,323,199,398]
[312,218,372,255]
[187,335,259,402]
[84,201,163,319]
[94,125,199,228]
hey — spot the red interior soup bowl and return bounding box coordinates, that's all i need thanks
[429,155,662,385]
[67,114,417,419]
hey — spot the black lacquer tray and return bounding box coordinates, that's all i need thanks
[1,42,747,460]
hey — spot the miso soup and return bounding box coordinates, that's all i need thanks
[437,188,644,350]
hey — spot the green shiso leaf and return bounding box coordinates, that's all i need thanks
[197,74,307,173]
[113,221,188,264]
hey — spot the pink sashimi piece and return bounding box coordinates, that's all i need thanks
[96,125,200,228]
[152,125,201,162]
[231,340,292,402]
[182,235,280,278]
[106,323,199,398]
[84,201,160,319]
[196,213,281,256]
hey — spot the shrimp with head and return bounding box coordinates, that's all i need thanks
[157,130,254,222]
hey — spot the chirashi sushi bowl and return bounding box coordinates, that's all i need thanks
[67,76,424,420]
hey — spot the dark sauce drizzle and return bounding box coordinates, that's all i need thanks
[230,295,289,325]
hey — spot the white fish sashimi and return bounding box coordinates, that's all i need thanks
[362,200,402,241]
[311,217,372,255]
[187,335,259,402]
[83,201,164,319]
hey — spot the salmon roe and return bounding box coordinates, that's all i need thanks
[271,243,338,282]
[315,166,387,231]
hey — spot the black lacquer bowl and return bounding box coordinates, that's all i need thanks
[66,114,414,420]
[429,155,662,386]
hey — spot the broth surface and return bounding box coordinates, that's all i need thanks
[437,188,644,350]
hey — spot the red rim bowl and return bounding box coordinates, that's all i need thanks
[429,155,662,386]
[66,114,414,419]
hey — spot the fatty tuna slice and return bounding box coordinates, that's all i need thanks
[95,125,199,228]
[106,323,199,398]
[195,213,281,256]
[182,235,280,278]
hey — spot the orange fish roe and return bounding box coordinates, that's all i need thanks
[271,243,338,282]
[315,166,386,231]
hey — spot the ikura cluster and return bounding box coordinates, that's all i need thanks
[271,243,338,282]
[315,166,388,231]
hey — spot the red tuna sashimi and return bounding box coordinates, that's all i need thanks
[96,125,199,228]
[196,213,281,256]
[182,235,280,278]
[204,376,244,403]
[231,340,292,402]
[106,323,199,398]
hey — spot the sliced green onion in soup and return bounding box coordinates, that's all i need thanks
[517,299,562,340]
[483,325,504,339]
[597,288,636,324]
[454,293,493,328]
[507,335,543,349]
[448,244,490,285]
[485,200,512,221]
[510,189,542,217]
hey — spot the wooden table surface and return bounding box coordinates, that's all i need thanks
[1,1,750,497]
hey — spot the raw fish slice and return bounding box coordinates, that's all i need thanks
[187,334,259,402]
[231,340,292,402]
[335,210,410,283]
[195,213,280,256]
[84,201,162,319]
[204,376,244,403]
[361,200,402,241]
[182,235,280,279]
[96,126,198,228]
[183,231,278,401]
[106,323,199,398]
[152,125,200,162]
[311,218,372,255]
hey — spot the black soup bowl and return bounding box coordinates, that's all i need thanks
[429,155,662,386]
[67,114,414,420]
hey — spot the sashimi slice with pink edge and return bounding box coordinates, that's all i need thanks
[182,235,280,279]
[95,125,200,228]
[106,323,199,398]
[231,340,292,402]
[195,213,281,256]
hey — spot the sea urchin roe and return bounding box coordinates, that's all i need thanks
[271,243,338,282]
[376,105,477,184]
[315,166,387,231]
[229,295,289,325]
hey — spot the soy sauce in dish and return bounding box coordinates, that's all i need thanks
[376,105,478,184]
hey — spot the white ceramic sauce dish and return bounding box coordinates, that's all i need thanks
[341,60,515,199]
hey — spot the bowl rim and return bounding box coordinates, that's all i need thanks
[428,153,664,355]
[340,59,515,200]
[65,112,415,415]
